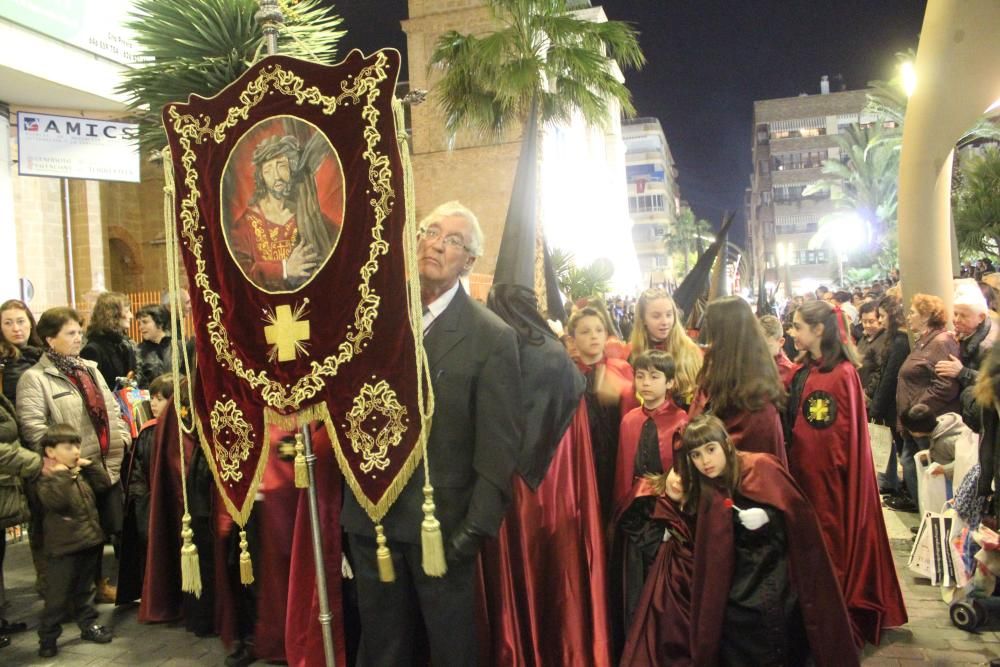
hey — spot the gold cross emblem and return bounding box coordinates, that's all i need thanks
[264,303,310,362]
[808,397,830,423]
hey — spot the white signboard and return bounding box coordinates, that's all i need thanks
[0,0,141,66]
[16,112,140,183]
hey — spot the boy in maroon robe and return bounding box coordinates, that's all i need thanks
[612,351,687,655]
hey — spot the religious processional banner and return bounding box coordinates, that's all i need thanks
[160,49,429,529]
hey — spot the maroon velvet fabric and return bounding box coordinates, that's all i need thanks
[614,400,688,516]
[789,360,908,647]
[689,453,858,667]
[161,49,424,520]
[480,399,612,666]
[619,489,694,667]
[689,393,788,467]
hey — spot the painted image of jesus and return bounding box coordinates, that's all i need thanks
[222,117,344,292]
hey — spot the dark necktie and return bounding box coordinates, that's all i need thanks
[635,417,663,477]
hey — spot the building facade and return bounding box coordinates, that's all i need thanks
[623,117,679,288]
[747,77,875,296]
[1,1,169,314]
[402,0,639,293]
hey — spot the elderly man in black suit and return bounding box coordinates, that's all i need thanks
[341,201,523,666]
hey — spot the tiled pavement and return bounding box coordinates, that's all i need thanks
[0,433,998,665]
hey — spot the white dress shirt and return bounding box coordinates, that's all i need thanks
[423,281,461,334]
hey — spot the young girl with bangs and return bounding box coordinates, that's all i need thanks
[680,414,856,667]
[786,300,907,648]
[628,289,702,408]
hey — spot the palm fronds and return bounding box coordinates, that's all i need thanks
[117,0,345,153]
[429,0,645,140]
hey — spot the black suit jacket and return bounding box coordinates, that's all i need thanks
[342,285,523,544]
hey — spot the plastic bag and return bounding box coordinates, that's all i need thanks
[916,449,949,516]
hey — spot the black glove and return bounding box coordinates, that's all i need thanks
[446,524,486,565]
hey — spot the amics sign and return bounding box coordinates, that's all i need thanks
[16,112,140,183]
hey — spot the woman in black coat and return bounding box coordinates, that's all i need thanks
[869,295,911,496]
[81,292,136,390]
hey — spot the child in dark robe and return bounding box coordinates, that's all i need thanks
[569,306,638,523]
[619,467,695,667]
[613,350,688,628]
[117,374,172,605]
[680,414,858,667]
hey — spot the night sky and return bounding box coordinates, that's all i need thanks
[330,0,927,244]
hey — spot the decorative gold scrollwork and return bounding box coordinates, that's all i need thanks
[346,380,408,474]
[165,52,395,410]
[210,399,255,482]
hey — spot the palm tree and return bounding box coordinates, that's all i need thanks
[118,0,345,153]
[804,124,900,253]
[666,209,713,276]
[955,147,1000,258]
[429,0,645,141]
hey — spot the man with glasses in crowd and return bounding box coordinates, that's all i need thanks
[341,201,523,666]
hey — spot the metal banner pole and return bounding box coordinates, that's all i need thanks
[254,4,334,665]
[301,425,336,667]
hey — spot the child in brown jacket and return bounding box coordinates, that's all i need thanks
[35,423,114,658]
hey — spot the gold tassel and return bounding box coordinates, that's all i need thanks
[294,433,308,488]
[421,484,447,577]
[375,524,395,582]
[239,529,254,585]
[180,513,203,598]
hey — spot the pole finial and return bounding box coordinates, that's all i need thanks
[256,0,285,56]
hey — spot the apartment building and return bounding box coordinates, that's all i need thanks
[747,77,878,295]
[623,117,679,288]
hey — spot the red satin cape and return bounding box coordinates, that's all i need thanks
[213,421,346,666]
[689,453,858,666]
[619,484,694,667]
[139,399,194,623]
[613,401,688,520]
[788,360,907,647]
[689,393,788,467]
[480,398,612,666]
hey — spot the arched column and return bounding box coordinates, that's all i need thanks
[898,0,1000,313]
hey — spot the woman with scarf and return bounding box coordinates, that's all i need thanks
[16,307,130,604]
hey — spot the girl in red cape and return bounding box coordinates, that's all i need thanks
[628,289,703,409]
[787,301,907,647]
[681,415,857,667]
[569,307,639,524]
[612,350,688,640]
[688,297,788,466]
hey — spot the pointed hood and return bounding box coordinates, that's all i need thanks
[488,100,583,488]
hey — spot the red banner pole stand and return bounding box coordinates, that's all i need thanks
[301,424,336,667]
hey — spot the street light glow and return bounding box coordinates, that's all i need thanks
[901,61,917,97]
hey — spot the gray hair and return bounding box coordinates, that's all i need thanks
[419,200,485,259]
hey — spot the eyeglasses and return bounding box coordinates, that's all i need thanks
[418,227,472,253]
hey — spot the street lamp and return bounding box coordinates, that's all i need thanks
[901,61,917,98]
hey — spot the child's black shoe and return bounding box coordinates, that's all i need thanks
[38,641,57,658]
[80,624,113,643]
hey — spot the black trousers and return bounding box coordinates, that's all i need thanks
[348,533,478,667]
[38,545,102,644]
